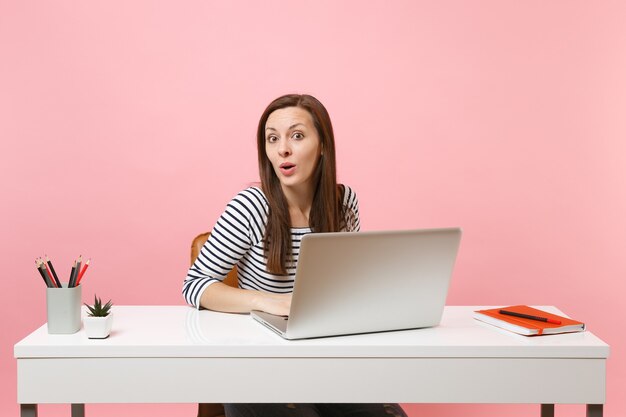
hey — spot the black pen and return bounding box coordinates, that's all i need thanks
[499,309,562,325]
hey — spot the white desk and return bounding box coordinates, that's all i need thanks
[14,306,609,417]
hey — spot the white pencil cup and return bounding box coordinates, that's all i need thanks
[46,284,82,334]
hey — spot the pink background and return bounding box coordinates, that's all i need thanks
[1,1,624,416]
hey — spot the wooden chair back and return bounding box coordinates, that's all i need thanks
[190,232,238,287]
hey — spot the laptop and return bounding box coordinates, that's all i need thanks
[251,227,462,339]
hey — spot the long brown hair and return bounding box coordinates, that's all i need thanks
[257,94,345,275]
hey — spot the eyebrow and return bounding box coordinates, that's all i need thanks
[265,123,306,132]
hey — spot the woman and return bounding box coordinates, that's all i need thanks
[183,94,406,417]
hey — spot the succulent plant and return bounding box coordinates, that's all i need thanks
[84,295,113,317]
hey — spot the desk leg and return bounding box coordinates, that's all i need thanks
[71,404,85,417]
[541,404,554,417]
[587,404,603,417]
[20,404,38,417]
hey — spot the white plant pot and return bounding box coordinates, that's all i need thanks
[84,313,113,339]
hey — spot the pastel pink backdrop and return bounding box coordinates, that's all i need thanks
[1,1,624,416]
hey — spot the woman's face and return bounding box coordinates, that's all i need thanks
[265,106,321,193]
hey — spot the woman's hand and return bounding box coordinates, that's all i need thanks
[255,292,292,316]
[200,282,292,316]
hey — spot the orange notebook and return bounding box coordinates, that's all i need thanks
[473,305,585,336]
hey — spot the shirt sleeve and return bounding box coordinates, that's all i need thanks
[182,189,262,309]
[342,185,361,232]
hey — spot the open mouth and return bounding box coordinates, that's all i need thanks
[279,163,296,176]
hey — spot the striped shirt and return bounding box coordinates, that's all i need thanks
[183,185,361,309]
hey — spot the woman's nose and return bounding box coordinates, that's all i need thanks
[278,140,291,157]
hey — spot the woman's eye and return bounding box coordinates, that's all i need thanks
[293,132,304,140]
[267,136,278,143]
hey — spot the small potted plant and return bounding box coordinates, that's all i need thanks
[83,295,113,339]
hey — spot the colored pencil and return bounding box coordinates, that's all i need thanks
[40,260,55,288]
[73,256,82,287]
[76,259,90,286]
[68,261,77,288]
[35,259,51,287]
[45,255,62,288]
[43,261,58,287]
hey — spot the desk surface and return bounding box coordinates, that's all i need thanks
[14,306,609,359]
[14,306,610,410]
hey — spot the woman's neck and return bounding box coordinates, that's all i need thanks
[282,184,314,228]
